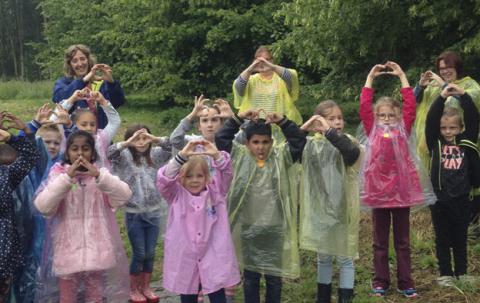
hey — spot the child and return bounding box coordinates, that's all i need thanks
[108,124,171,303]
[170,97,237,302]
[156,140,240,303]
[360,61,435,298]
[215,105,306,303]
[0,114,39,303]
[300,100,361,303]
[37,124,63,163]
[34,131,132,302]
[63,89,121,168]
[425,83,480,286]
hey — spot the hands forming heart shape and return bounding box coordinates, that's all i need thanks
[0,111,26,131]
[179,139,220,160]
[300,115,331,133]
[441,83,465,98]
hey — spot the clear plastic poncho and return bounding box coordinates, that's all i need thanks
[33,164,130,302]
[228,142,300,278]
[415,76,480,170]
[108,145,171,234]
[299,134,361,258]
[361,123,436,209]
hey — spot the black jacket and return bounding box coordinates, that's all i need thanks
[425,93,480,199]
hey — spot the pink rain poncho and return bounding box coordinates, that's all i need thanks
[359,87,436,208]
[33,163,132,302]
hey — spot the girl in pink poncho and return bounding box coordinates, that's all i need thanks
[156,140,240,303]
[34,131,132,303]
[359,62,434,299]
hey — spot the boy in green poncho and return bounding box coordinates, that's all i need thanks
[215,103,306,303]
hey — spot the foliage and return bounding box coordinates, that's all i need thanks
[0,80,52,100]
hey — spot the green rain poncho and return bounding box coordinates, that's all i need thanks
[415,76,480,169]
[227,142,300,279]
[300,133,361,258]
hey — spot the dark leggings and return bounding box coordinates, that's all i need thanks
[243,270,282,303]
[181,288,226,303]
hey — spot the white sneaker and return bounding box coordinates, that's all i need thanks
[436,276,454,287]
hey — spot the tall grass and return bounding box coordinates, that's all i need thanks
[0,80,52,100]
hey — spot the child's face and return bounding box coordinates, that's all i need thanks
[67,136,94,166]
[41,131,62,159]
[246,134,273,161]
[376,105,399,126]
[181,163,208,195]
[76,112,97,134]
[324,106,344,133]
[131,132,151,154]
[198,108,222,142]
[440,116,461,142]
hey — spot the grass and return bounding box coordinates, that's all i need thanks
[2,92,480,302]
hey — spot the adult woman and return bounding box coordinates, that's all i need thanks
[233,46,302,125]
[52,44,126,129]
[414,51,480,170]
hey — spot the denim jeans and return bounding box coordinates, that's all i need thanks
[317,254,355,289]
[181,288,226,303]
[243,270,282,303]
[125,212,160,274]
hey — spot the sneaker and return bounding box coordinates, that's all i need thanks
[397,288,418,298]
[436,276,455,287]
[370,287,386,297]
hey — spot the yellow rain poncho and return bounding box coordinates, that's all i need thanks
[228,142,300,279]
[233,70,302,125]
[300,133,361,258]
[415,76,480,169]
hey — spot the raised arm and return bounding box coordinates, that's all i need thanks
[52,77,87,103]
[95,92,120,141]
[265,113,306,162]
[324,129,361,166]
[425,95,445,152]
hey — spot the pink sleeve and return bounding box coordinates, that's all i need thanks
[156,164,181,204]
[209,151,233,198]
[401,87,416,135]
[360,87,375,135]
[96,168,132,208]
[34,172,72,217]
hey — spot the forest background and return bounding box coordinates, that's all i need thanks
[2,1,480,302]
[3,0,480,126]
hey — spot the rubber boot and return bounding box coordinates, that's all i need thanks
[141,272,160,303]
[337,288,354,303]
[130,275,147,303]
[317,283,331,303]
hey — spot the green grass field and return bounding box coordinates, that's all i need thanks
[2,89,480,302]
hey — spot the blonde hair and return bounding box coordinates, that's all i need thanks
[314,99,340,116]
[179,156,210,188]
[254,45,272,59]
[64,44,97,77]
[37,124,62,139]
[374,96,402,113]
[442,106,463,127]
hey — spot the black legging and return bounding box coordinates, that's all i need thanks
[181,288,226,303]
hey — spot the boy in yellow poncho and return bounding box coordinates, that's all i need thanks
[299,100,362,303]
[215,104,306,303]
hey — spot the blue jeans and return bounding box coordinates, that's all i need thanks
[317,254,355,289]
[126,212,160,274]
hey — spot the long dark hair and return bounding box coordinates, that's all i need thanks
[124,123,153,166]
[63,130,98,164]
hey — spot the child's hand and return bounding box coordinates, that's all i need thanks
[256,57,275,73]
[0,112,26,131]
[52,104,73,127]
[67,157,83,178]
[124,128,148,148]
[187,95,209,121]
[35,104,53,125]
[0,129,11,142]
[441,83,465,98]
[265,112,285,125]
[367,64,387,79]
[238,109,259,122]
[91,91,108,107]
[79,157,100,178]
[179,140,204,158]
[384,61,404,77]
[213,99,234,119]
[198,140,220,160]
[301,115,328,133]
